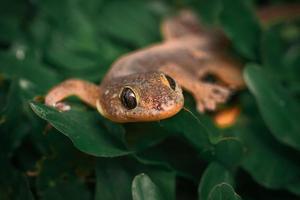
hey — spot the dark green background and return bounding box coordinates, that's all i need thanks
[0,0,299,199]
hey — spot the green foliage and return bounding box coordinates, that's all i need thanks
[0,0,299,199]
[95,157,175,200]
[132,174,164,200]
[244,65,300,150]
[207,183,241,200]
[198,162,234,200]
[30,102,130,157]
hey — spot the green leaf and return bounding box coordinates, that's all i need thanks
[159,109,212,153]
[97,0,160,47]
[208,183,241,200]
[0,51,61,92]
[136,137,202,181]
[240,117,300,190]
[194,0,222,25]
[244,64,300,150]
[159,109,244,166]
[261,24,286,71]
[95,157,175,200]
[237,93,300,192]
[261,23,300,94]
[125,122,172,151]
[214,138,244,167]
[183,93,222,142]
[30,102,130,157]
[198,162,234,200]
[219,0,261,60]
[132,173,163,200]
[95,158,132,200]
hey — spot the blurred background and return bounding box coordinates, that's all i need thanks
[0,0,299,199]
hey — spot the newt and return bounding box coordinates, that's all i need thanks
[45,5,300,123]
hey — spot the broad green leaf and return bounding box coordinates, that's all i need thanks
[263,23,300,65]
[30,102,130,157]
[244,64,300,150]
[136,137,202,181]
[193,0,222,25]
[95,157,175,200]
[159,109,243,166]
[261,24,287,72]
[219,0,261,60]
[208,183,241,200]
[237,93,300,192]
[198,162,234,200]
[159,109,212,153]
[125,122,172,151]
[261,23,300,94]
[132,173,163,200]
[0,51,61,92]
[240,122,300,189]
[183,93,222,142]
[95,158,132,200]
[31,0,115,82]
[45,41,99,71]
[44,12,100,71]
[213,138,244,167]
[97,0,160,47]
[142,167,175,200]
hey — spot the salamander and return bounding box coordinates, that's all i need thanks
[45,5,300,122]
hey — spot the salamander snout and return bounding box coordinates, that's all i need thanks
[97,72,184,122]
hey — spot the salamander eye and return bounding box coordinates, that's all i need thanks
[120,87,137,110]
[165,75,176,90]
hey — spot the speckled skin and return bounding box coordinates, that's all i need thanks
[97,10,244,118]
[97,72,183,122]
[45,6,298,122]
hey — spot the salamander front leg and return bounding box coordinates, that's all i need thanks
[45,79,100,111]
[160,64,231,112]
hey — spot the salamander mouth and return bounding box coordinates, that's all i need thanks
[96,98,183,123]
[96,99,108,118]
[129,98,184,122]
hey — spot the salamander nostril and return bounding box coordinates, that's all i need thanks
[165,75,176,90]
[201,73,218,83]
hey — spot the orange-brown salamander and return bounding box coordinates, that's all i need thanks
[45,5,300,123]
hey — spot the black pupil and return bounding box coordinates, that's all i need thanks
[165,75,176,90]
[121,88,137,109]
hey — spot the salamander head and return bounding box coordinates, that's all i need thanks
[97,72,184,122]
